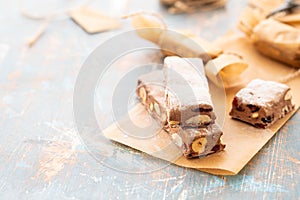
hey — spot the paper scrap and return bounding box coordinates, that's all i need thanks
[69,7,120,34]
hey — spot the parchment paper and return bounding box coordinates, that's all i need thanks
[69,7,120,34]
[103,33,300,175]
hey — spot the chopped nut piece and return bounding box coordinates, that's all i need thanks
[284,90,292,101]
[139,87,147,104]
[185,115,211,125]
[149,102,154,111]
[154,102,161,116]
[251,112,259,119]
[192,137,207,153]
[169,120,180,126]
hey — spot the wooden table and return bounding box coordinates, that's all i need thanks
[1,0,299,199]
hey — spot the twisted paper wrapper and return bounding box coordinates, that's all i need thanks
[238,0,300,70]
[124,12,248,88]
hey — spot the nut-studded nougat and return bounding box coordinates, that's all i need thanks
[230,79,295,128]
[137,70,167,125]
[137,57,225,158]
[163,56,215,128]
[167,124,225,158]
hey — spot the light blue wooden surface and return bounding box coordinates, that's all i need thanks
[0,0,299,199]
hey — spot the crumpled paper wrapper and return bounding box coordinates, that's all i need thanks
[103,32,300,175]
[205,53,248,88]
[160,0,227,14]
[238,1,300,67]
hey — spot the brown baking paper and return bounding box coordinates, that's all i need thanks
[103,33,300,175]
[160,0,227,14]
[238,1,300,68]
[69,7,120,34]
[205,53,248,88]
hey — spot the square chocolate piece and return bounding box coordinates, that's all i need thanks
[229,79,295,128]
